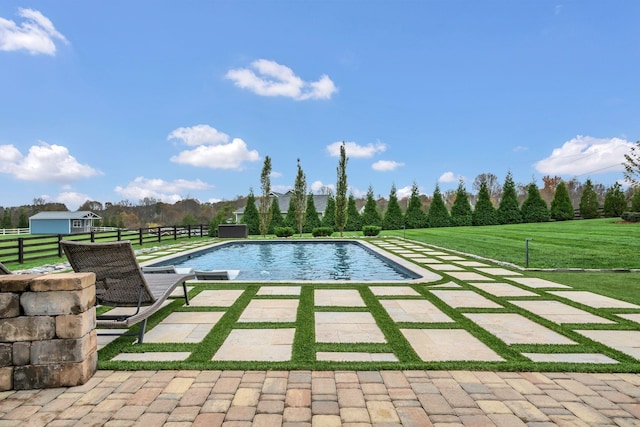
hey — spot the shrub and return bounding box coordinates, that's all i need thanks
[497,171,522,224]
[603,182,627,217]
[579,178,600,219]
[450,180,473,226]
[427,184,450,227]
[362,225,381,236]
[621,212,640,222]
[550,181,574,221]
[631,189,640,212]
[521,183,550,223]
[274,226,294,237]
[312,227,334,237]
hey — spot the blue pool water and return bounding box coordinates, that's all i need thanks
[154,241,418,281]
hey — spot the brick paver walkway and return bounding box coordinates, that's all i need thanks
[2,369,640,426]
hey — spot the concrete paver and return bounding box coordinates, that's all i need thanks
[464,313,576,345]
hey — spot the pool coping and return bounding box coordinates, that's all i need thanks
[140,238,442,284]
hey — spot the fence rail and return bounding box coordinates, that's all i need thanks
[0,228,30,236]
[0,224,210,265]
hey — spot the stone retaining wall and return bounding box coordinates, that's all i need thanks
[0,272,98,390]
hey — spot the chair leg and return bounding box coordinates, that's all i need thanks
[182,282,190,305]
[137,319,148,344]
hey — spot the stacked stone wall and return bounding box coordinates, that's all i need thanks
[0,272,97,390]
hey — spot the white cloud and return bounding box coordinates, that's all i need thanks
[171,137,260,169]
[513,146,528,152]
[372,160,404,172]
[225,59,337,100]
[0,8,68,55]
[55,191,93,211]
[326,141,386,158]
[438,171,460,183]
[396,185,412,200]
[168,124,260,170]
[0,142,100,182]
[114,177,212,203]
[167,124,229,147]
[272,184,292,194]
[310,180,334,194]
[270,171,283,178]
[534,135,634,176]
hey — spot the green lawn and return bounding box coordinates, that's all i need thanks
[386,218,640,270]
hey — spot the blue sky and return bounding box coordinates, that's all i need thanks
[1,1,638,210]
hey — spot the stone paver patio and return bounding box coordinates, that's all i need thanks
[3,237,640,425]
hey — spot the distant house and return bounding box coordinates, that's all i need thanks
[29,211,102,235]
[233,191,329,223]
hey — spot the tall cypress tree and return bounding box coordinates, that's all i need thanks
[335,143,348,236]
[241,189,260,235]
[472,179,498,226]
[579,178,600,219]
[521,182,550,223]
[427,184,450,227]
[303,192,322,232]
[321,192,336,230]
[293,159,307,236]
[361,186,382,227]
[404,182,428,229]
[383,184,404,230]
[258,156,273,237]
[550,181,574,221]
[450,180,472,226]
[345,194,362,231]
[497,171,522,224]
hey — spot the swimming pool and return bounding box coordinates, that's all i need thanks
[149,240,428,281]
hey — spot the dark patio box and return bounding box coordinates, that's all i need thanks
[218,224,248,238]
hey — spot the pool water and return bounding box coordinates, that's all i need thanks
[155,241,418,281]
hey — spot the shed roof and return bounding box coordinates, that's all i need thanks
[29,211,102,220]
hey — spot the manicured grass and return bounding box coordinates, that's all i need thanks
[387,218,640,269]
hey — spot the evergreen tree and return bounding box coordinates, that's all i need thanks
[303,192,322,232]
[631,189,640,212]
[579,178,600,219]
[284,196,297,228]
[17,211,28,228]
[521,183,550,223]
[603,182,627,217]
[404,182,428,229]
[241,189,260,234]
[427,184,450,227]
[383,184,404,230]
[450,180,473,226]
[181,213,197,226]
[268,198,284,234]
[550,181,574,221]
[497,171,522,224]
[361,185,382,227]
[321,192,336,230]
[1,209,11,229]
[345,194,362,231]
[293,159,307,236]
[335,143,348,236]
[472,179,498,226]
[258,156,272,237]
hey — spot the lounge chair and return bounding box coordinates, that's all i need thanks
[61,240,195,344]
[0,262,11,274]
[141,265,178,274]
[194,269,240,280]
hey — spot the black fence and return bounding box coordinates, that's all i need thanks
[0,225,210,265]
